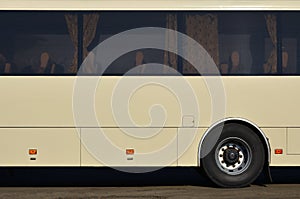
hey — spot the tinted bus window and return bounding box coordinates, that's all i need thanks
[0,12,74,75]
[280,12,300,75]
[3,11,298,76]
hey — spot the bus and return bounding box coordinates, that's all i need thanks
[0,0,299,188]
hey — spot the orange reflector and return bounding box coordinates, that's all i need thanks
[29,149,37,155]
[275,149,283,154]
[126,149,134,155]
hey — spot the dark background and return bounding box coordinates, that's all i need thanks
[0,167,298,187]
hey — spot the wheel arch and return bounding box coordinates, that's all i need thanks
[198,117,271,167]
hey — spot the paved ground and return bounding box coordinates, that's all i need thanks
[0,167,298,198]
[0,184,299,199]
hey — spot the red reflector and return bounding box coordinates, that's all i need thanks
[29,149,37,155]
[126,149,134,155]
[275,149,283,154]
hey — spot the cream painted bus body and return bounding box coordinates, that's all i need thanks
[0,76,299,166]
[0,0,298,170]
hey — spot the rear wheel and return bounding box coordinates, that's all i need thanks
[201,123,265,187]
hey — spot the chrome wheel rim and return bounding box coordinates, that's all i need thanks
[215,137,252,175]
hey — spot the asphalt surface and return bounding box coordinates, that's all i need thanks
[0,167,298,198]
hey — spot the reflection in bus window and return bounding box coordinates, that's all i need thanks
[0,12,74,75]
[1,11,300,75]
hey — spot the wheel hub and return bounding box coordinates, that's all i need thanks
[224,148,239,164]
[216,139,249,175]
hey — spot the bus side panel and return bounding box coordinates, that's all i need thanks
[287,128,300,155]
[223,77,300,128]
[2,76,300,128]
[0,128,80,166]
[177,128,205,166]
[80,128,177,167]
[0,77,75,128]
[94,77,208,128]
[263,128,300,166]
[0,0,298,10]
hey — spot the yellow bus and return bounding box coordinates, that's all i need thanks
[0,0,299,187]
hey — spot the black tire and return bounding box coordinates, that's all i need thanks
[201,123,265,188]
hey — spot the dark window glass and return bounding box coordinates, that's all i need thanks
[2,11,298,76]
[218,12,270,75]
[0,11,74,75]
[280,13,300,75]
[85,12,168,76]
